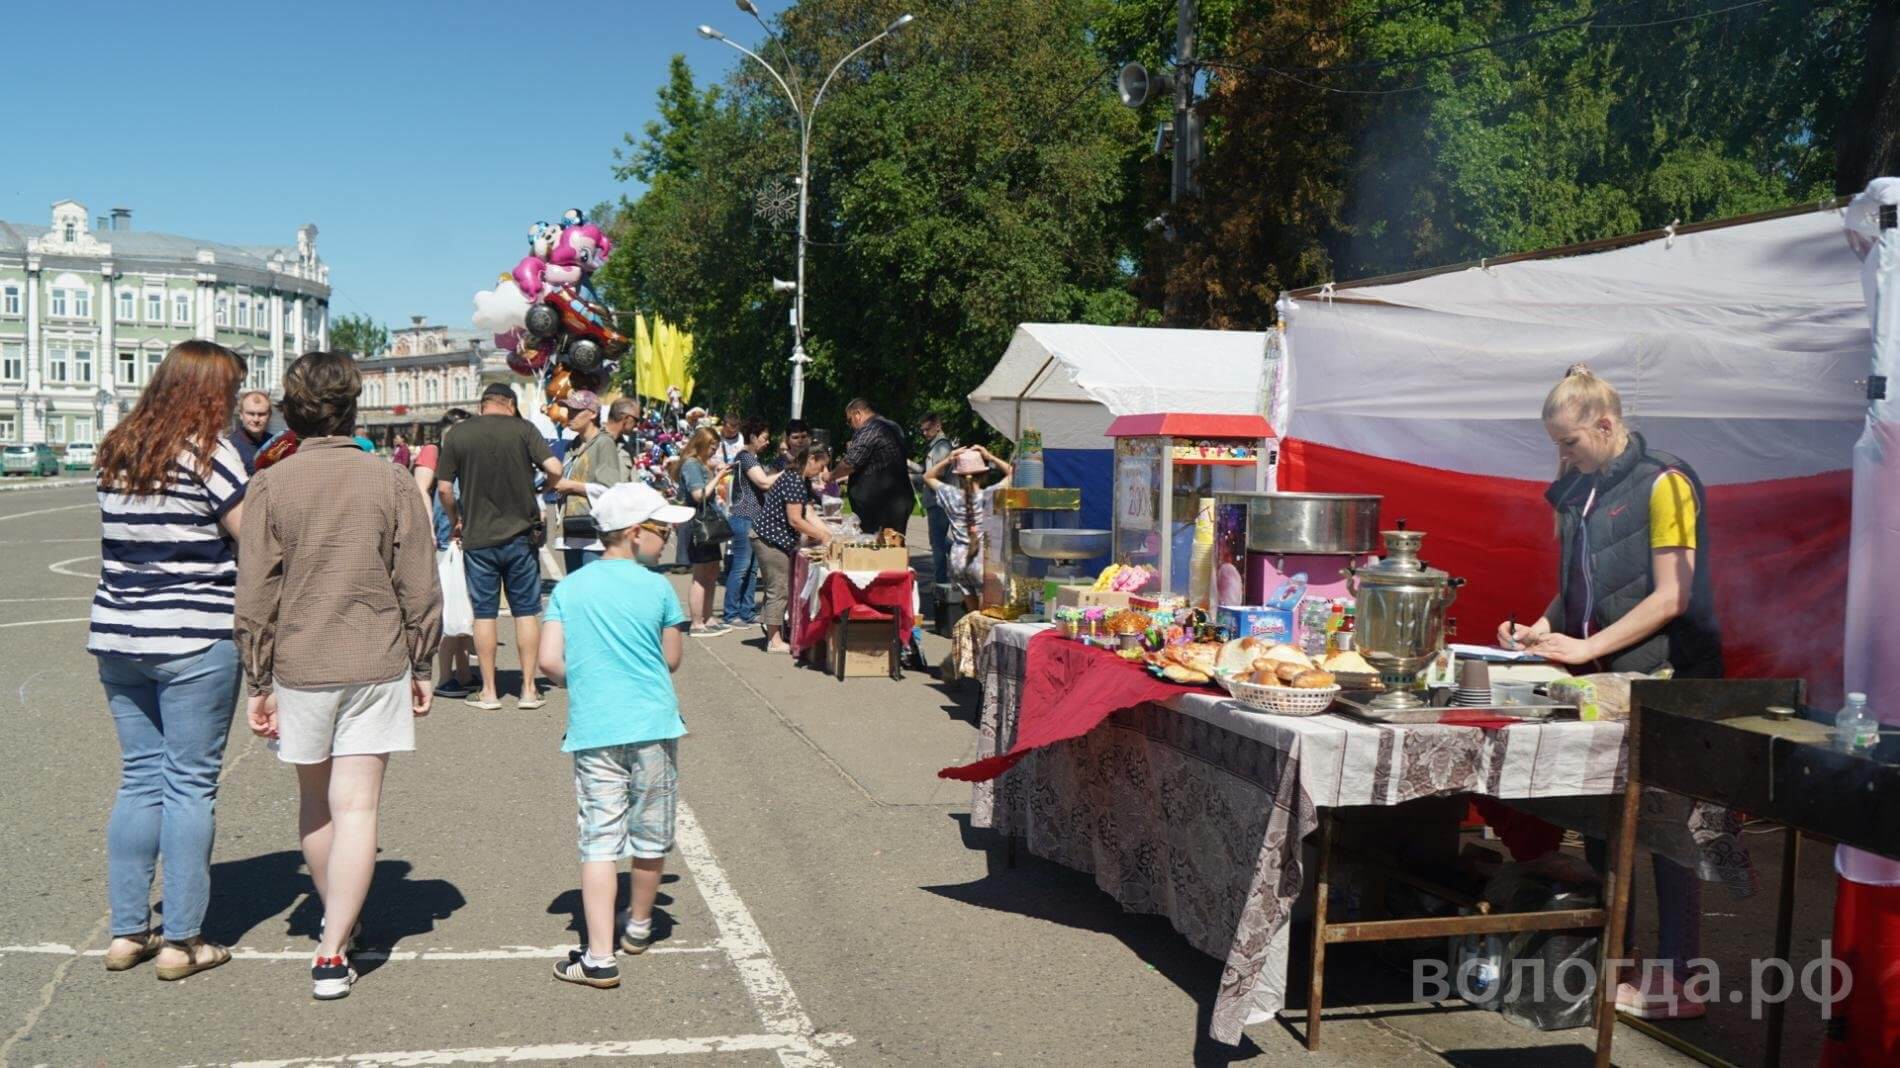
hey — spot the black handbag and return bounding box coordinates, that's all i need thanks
[690,498,732,548]
[561,513,599,542]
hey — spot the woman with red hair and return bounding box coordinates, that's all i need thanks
[90,340,250,981]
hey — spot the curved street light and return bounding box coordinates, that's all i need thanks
[699,7,916,420]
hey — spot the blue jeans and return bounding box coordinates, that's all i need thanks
[563,547,602,576]
[465,534,543,618]
[926,506,951,592]
[721,515,759,623]
[98,640,241,940]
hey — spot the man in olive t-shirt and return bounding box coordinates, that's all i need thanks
[435,384,582,709]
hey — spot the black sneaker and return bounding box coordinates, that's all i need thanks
[435,678,473,699]
[619,926,656,955]
[311,955,356,1000]
[553,949,620,988]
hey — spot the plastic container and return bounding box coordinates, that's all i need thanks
[1494,680,1538,707]
[1836,692,1879,751]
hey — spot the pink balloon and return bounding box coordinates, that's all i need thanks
[512,255,548,302]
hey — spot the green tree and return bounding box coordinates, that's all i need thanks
[330,313,388,359]
[596,0,1139,442]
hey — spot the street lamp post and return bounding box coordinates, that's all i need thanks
[699,6,914,421]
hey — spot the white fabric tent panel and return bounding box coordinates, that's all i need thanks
[970,323,1268,447]
[1283,207,1869,482]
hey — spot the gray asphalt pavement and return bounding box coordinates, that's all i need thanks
[0,483,1840,1066]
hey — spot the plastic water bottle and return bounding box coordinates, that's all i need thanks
[1836,692,1879,752]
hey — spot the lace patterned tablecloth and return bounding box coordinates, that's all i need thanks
[970,622,1639,1045]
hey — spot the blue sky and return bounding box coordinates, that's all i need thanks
[2,0,792,335]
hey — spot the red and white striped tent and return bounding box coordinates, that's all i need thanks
[1272,201,1873,695]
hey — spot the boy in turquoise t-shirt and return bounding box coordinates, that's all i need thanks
[537,483,694,989]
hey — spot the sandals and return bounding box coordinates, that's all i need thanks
[104,931,163,972]
[517,694,546,711]
[464,694,503,710]
[154,938,231,981]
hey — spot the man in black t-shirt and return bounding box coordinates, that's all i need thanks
[831,399,914,539]
[435,383,583,710]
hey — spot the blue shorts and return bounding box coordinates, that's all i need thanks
[464,534,542,619]
[574,740,679,862]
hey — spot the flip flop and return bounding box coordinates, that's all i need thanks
[518,695,547,711]
[464,694,503,710]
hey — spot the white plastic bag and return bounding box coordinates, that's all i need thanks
[439,545,474,638]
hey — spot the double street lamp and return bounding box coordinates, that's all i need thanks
[699,2,915,420]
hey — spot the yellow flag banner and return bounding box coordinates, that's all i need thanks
[630,314,693,403]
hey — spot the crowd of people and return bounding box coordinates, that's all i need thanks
[85,339,1002,1001]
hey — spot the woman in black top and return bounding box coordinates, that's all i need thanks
[757,445,831,653]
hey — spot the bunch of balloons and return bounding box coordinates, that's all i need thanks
[471,208,630,426]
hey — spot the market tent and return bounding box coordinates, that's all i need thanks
[1275,203,1869,692]
[969,323,1270,531]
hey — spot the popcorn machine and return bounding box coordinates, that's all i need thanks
[1107,413,1276,608]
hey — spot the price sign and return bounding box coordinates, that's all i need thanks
[1118,457,1155,531]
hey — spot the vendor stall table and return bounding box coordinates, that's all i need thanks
[963,622,1648,1061]
[789,552,919,676]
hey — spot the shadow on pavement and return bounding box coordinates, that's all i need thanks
[545,873,680,946]
[924,814,1266,1065]
[200,850,467,973]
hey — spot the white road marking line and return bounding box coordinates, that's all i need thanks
[48,554,96,578]
[0,617,87,629]
[674,800,844,1068]
[0,942,720,962]
[174,1031,855,1067]
[0,595,90,602]
[0,503,93,522]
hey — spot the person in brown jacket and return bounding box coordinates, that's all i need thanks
[235,351,441,1002]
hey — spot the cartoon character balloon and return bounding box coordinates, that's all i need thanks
[471,207,627,417]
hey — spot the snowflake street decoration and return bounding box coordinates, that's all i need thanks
[754,179,799,225]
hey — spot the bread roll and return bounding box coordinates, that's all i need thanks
[1289,668,1336,690]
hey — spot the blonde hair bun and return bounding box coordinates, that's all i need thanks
[1565,363,1594,378]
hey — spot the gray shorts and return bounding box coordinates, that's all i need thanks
[273,676,414,764]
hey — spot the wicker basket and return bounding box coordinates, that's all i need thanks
[1216,672,1342,716]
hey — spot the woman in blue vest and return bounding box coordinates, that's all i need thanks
[1499,364,1722,1021]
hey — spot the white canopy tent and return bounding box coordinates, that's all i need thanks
[969,323,1271,449]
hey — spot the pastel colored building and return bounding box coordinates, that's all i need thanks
[0,200,330,445]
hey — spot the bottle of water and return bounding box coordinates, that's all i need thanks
[1836,692,1879,752]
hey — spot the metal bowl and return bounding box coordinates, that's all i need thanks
[1016,528,1112,561]
[1217,492,1381,555]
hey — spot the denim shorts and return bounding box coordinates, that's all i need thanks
[464,534,541,619]
[573,739,678,862]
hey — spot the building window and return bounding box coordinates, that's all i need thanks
[47,346,69,382]
[146,291,164,322]
[282,304,292,332]
[47,417,64,443]
[74,288,91,319]
[145,348,163,381]
[364,380,382,406]
[117,290,135,322]
[236,299,250,328]
[2,286,18,316]
[0,415,14,442]
[1,342,22,381]
[425,377,439,403]
[118,350,137,386]
[173,292,191,324]
[63,222,76,242]
[50,289,67,317]
[397,380,412,405]
[74,348,93,383]
[215,296,229,327]
[73,416,94,443]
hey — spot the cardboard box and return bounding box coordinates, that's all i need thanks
[827,623,896,678]
[827,544,910,572]
[1053,584,1133,611]
[1218,605,1296,643]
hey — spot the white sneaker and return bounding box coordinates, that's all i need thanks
[1614,967,1706,1020]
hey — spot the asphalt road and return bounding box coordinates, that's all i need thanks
[0,483,1839,1067]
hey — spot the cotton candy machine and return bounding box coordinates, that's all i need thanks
[1214,491,1381,606]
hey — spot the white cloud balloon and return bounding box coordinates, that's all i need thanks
[472,279,529,333]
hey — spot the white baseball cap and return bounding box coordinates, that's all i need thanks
[586,482,695,532]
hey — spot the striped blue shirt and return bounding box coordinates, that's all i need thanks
[88,440,248,658]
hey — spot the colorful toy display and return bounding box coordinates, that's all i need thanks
[472,208,631,421]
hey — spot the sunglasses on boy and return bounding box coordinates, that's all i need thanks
[638,521,673,541]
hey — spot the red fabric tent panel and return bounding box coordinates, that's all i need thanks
[1106,412,1276,439]
[1280,439,1848,701]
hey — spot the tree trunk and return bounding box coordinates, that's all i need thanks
[1838,0,1900,193]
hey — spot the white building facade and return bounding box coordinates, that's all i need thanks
[0,200,330,445]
